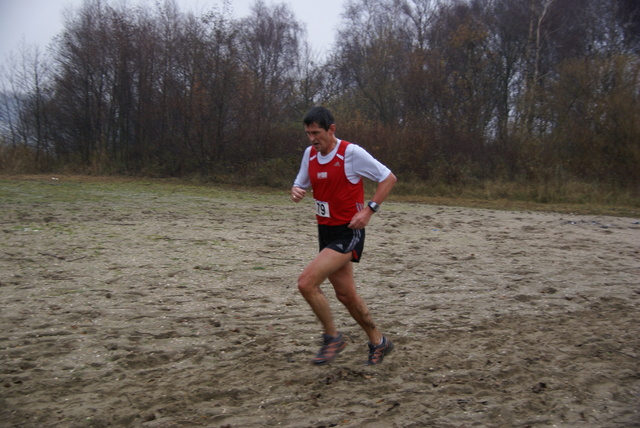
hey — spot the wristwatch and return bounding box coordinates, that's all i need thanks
[367,201,380,213]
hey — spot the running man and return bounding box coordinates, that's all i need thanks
[291,106,397,365]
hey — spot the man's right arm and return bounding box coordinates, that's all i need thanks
[292,146,311,202]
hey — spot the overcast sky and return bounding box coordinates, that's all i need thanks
[0,0,345,61]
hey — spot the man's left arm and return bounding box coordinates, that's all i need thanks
[348,172,397,229]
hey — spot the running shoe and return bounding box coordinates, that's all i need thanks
[367,336,394,365]
[312,333,346,365]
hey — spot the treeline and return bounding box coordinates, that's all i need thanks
[1,0,639,191]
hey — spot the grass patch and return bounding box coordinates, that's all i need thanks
[389,178,639,217]
[1,174,638,218]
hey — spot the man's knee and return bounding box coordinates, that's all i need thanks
[297,271,315,296]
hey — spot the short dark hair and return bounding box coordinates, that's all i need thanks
[303,106,335,131]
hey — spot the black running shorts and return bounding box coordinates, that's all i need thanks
[317,224,365,263]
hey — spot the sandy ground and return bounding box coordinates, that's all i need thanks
[1,177,639,427]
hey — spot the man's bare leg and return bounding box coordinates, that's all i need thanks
[328,261,383,345]
[297,248,352,337]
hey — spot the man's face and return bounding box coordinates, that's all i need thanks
[305,122,336,155]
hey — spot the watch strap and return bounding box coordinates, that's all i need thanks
[367,201,380,212]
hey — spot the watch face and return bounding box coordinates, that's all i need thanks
[368,202,379,212]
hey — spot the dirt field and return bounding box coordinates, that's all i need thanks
[1,176,639,427]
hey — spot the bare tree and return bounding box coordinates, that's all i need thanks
[333,0,410,126]
[235,0,304,160]
[0,43,53,170]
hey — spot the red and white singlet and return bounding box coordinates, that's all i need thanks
[308,140,365,225]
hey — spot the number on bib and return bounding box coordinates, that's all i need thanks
[315,200,330,218]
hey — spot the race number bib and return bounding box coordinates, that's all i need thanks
[315,200,330,218]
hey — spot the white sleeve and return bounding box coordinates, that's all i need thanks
[345,144,392,184]
[292,146,312,188]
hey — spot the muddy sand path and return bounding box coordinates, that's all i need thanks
[1,178,639,427]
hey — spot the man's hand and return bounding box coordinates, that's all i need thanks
[348,207,373,230]
[348,172,397,229]
[291,186,306,203]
